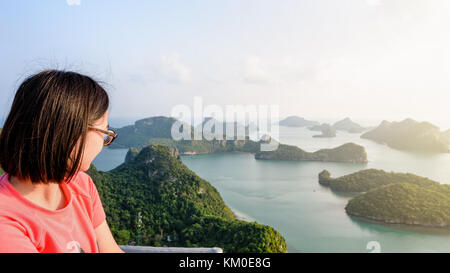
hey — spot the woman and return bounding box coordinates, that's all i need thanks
[0,70,124,253]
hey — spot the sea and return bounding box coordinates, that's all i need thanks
[92,124,450,253]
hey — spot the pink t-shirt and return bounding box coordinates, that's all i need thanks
[0,171,106,253]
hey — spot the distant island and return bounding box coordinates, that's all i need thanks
[278,116,319,127]
[109,116,369,163]
[308,118,369,137]
[319,169,450,228]
[361,118,449,153]
[318,169,436,192]
[87,145,287,253]
[311,123,336,138]
[332,118,368,134]
[255,142,367,163]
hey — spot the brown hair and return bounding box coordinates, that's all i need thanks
[0,70,109,184]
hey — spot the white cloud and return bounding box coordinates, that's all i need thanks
[160,53,191,84]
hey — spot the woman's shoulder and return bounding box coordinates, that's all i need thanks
[0,174,41,226]
[0,173,21,204]
[66,171,96,199]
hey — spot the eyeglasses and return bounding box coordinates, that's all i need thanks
[88,125,118,146]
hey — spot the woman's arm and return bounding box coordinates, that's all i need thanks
[94,219,124,253]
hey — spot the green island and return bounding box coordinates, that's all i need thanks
[86,145,287,253]
[109,116,368,163]
[361,118,449,153]
[255,142,367,163]
[318,169,437,192]
[319,169,450,227]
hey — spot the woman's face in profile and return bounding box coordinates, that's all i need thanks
[77,109,109,172]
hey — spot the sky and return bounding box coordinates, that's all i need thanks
[1,0,450,129]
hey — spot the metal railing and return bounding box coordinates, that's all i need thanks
[119,245,223,253]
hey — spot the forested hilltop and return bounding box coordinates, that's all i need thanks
[319,169,450,228]
[86,145,287,253]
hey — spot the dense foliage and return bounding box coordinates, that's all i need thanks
[319,169,437,192]
[180,215,287,252]
[87,145,287,253]
[346,182,450,227]
[255,143,367,163]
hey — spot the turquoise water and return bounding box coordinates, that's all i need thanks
[93,127,450,253]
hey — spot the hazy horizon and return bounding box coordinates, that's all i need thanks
[105,115,450,130]
[3,114,450,131]
[1,0,450,129]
